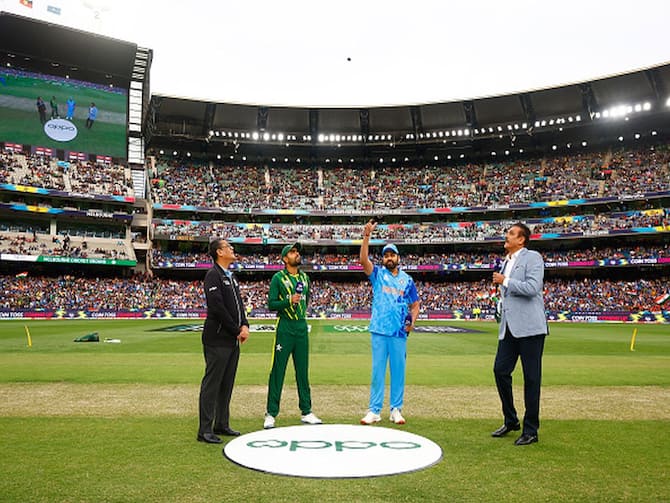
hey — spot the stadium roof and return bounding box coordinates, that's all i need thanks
[147,63,670,161]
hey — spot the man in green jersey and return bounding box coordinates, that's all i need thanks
[263,242,322,429]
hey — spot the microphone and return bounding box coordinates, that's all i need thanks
[295,281,304,295]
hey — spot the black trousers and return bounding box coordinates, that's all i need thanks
[198,344,240,435]
[493,326,545,436]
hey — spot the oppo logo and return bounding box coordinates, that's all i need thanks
[247,439,420,451]
[44,119,78,142]
[224,424,442,478]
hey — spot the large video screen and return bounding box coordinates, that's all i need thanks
[0,69,127,159]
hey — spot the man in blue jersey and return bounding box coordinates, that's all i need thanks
[360,219,420,425]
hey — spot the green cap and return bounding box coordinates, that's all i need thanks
[281,242,301,258]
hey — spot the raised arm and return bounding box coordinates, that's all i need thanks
[360,219,376,276]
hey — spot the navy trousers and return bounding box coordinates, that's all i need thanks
[493,326,545,436]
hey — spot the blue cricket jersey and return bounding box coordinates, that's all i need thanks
[368,265,419,337]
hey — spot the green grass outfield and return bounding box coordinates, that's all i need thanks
[1,319,669,502]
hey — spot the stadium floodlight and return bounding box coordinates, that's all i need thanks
[459,154,465,159]
[379,158,384,163]
[318,134,325,142]
[618,136,624,141]
[464,129,470,136]
[522,123,527,129]
[519,148,524,153]
[491,151,496,156]
[581,141,587,146]
[447,155,452,160]
[325,159,331,163]
[329,134,335,142]
[541,120,547,126]
[505,150,510,155]
[263,132,270,141]
[242,156,247,161]
[350,158,355,163]
[634,104,642,112]
[643,102,651,111]
[392,158,396,162]
[335,134,341,142]
[251,132,259,140]
[496,126,503,132]
[278,133,284,141]
[297,158,301,163]
[457,130,463,136]
[567,143,572,148]
[159,150,164,155]
[230,155,234,159]
[434,155,439,161]
[438,131,444,137]
[552,145,557,150]
[284,158,289,162]
[404,157,409,162]
[635,133,641,139]
[271,157,276,162]
[172,151,177,156]
[216,154,221,159]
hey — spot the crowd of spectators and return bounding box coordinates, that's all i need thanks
[152,207,670,243]
[149,146,669,211]
[0,231,132,260]
[0,152,132,196]
[68,160,132,196]
[150,244,670,268]
[2,274,667,314]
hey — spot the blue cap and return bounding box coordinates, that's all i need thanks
[382,243,399,256]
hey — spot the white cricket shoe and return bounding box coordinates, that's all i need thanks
[301,412,323,425]
[263,413,275,429]
[360,411,382,425]
[390,408,406,424]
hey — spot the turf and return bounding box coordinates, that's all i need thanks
[0,319,669,502]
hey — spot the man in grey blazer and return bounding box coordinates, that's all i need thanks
[491,222,547,446]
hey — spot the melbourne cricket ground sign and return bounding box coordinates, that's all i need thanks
[223,424,442,478]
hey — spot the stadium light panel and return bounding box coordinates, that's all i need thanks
[379,158,384,163]
[296,158,301,163]
[504,150,510,155]
[635,133,641,139]
[519,148,524,153]
[434,155,439,161]
[643,102,651,111]
[318,134,325,142]
[552,145,557,150]
[459,154,465,159]
[278,133,284,141]
[252,132,260,140]
[159,150,164,155]
[172,151,177,155]
[284,158,289,162]
[242,156,247,161]
[618,136,624,141]
[447,155,452,160]
[271,157,276,162]
[581,141,587,146]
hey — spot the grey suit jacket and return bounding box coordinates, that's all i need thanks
[498,247,548,340]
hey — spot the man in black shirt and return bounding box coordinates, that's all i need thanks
[197,238,249,444]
